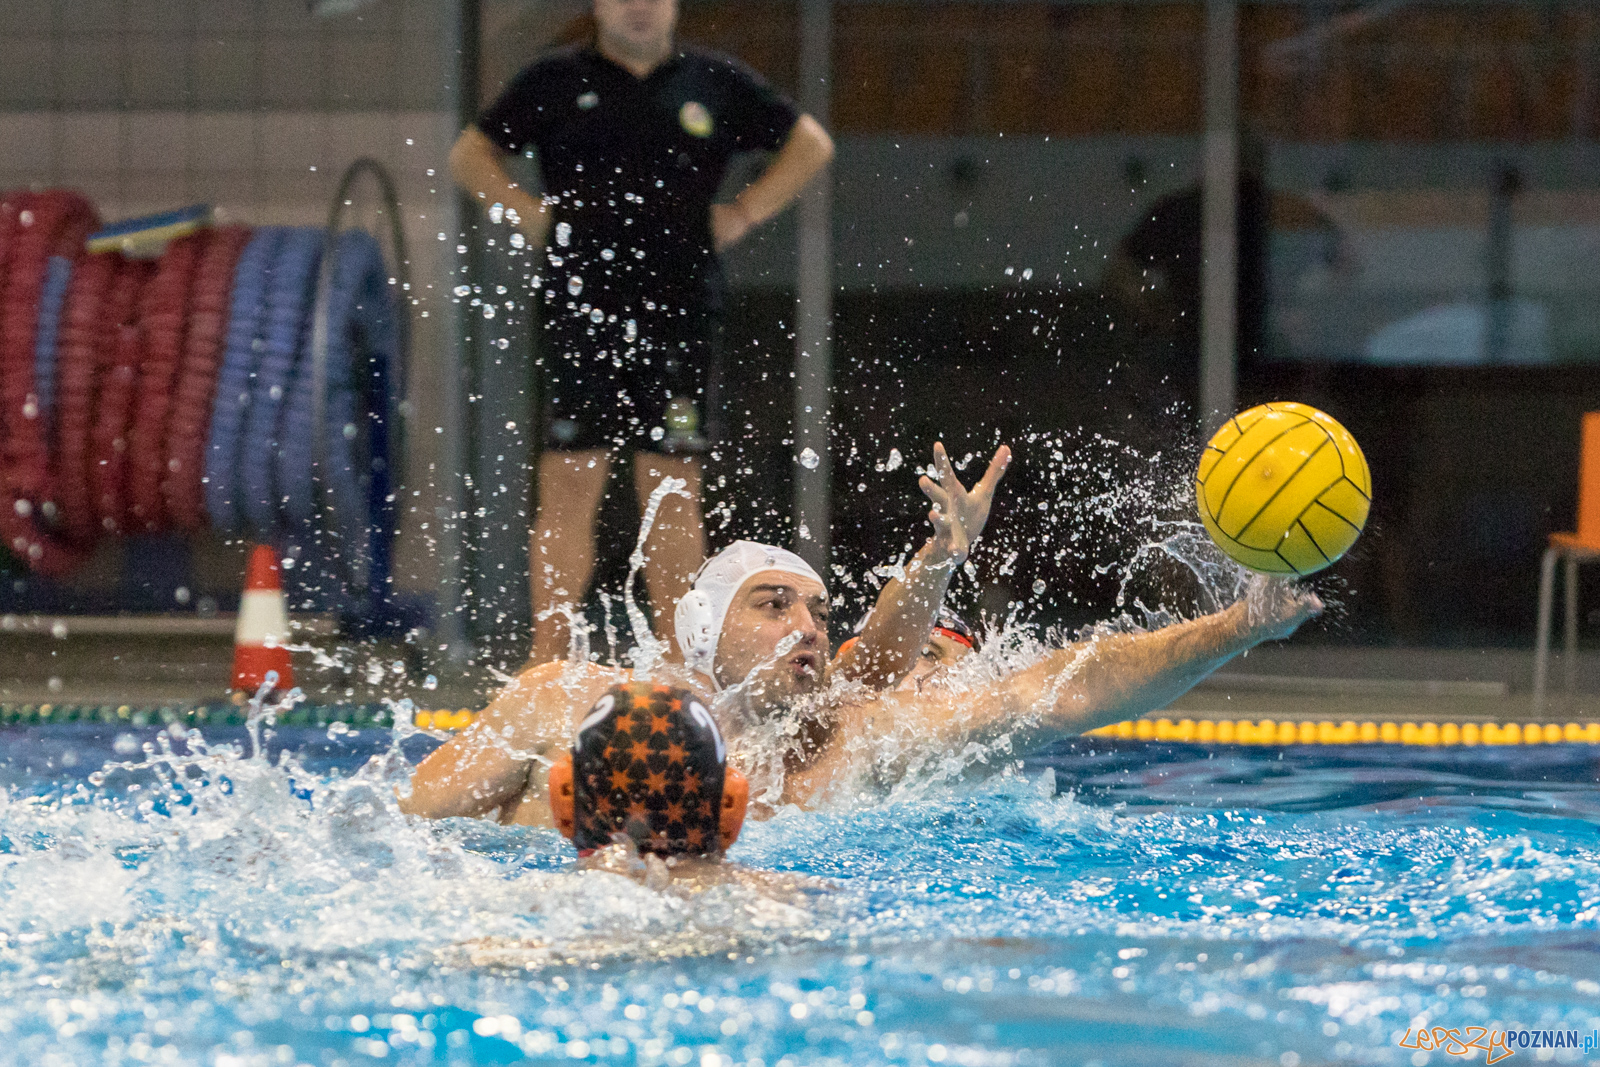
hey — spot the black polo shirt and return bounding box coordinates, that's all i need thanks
[478,43,800,312]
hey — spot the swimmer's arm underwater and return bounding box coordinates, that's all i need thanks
[836,443,1010,688]
[399,660,617,821]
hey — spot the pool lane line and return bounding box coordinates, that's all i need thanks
[1085,718,1600,746]
[0,702,401,728]
[0,704,482,730]
[397,712,1600,743]
[6,705,1597,745]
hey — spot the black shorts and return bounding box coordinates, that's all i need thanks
[538,292,720,455]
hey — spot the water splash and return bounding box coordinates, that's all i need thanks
[9,727,1600,1067]
[622,475,691,675]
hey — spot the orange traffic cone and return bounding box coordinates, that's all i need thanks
[232,545,294,693]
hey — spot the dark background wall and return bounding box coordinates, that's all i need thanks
[4,0,1599,655]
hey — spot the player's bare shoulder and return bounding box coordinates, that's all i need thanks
[476,659,631,749]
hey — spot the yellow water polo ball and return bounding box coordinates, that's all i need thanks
[1196,402,1371,576]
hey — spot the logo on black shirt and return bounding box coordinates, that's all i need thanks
[679,101,713,138]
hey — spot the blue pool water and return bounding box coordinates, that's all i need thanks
[2,723,1599,1067]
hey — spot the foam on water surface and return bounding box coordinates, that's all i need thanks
[2,721,1599,1067]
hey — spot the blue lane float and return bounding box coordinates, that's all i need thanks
[197,223,401,618]
[280,228,399,617]
[242,227,323,534]
[206,226,285,533]
[31,254,72,433]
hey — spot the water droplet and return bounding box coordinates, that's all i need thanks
[47,676,62,692]
[555,221,572,247]
[509,232,526,249]
[650,426,665,441]
[624,319,637,342]
[1022,267,1033,280]
[174,586,191,605]
[589,308,604,323]
[423,674,438,690]
[496,337,510,349]
[51,621,68,639]
[799,447,820,470]
[600,248,615,260]
[13,499,31,518]
[453,285,470,297]
[567,275,583,296]
[343,424,357,439]
[884,448,903,471]
[488,202,504,224]
[481,305,495,319]
[1032,579,1047,595]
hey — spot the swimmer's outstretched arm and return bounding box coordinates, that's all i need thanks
[822,580,1320,778]
[399,661,615,820]
[988,580,1322,750]
[836,443,1010,688]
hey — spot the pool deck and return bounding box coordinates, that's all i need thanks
[3,626,1600,724]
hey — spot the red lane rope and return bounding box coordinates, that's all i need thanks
[0,191,97,576]
[1,192,96,499]
[0,190,21,293]
[164,225,250,531]
[126,231,204,532]
[51,250,119,544]
[89,258,152,537]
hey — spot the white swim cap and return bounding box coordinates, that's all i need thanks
[674,540,826,681]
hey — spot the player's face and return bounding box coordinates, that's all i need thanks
[594,0,677,55]
[896,632,972,692]
[714,570,831,700]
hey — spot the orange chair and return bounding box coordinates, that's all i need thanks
[1534,412,1600,712]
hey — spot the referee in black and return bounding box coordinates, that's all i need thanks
[450,0,834,663]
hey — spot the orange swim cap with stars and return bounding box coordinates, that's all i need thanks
[548,682,748,856]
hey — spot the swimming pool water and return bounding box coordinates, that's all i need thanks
[2,723,1598,1067]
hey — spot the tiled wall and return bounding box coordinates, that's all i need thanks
[0,109,458,221]
[0,0,450,112]
[0,0,472,605]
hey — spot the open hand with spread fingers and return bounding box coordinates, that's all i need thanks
[918,442,1012,566]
